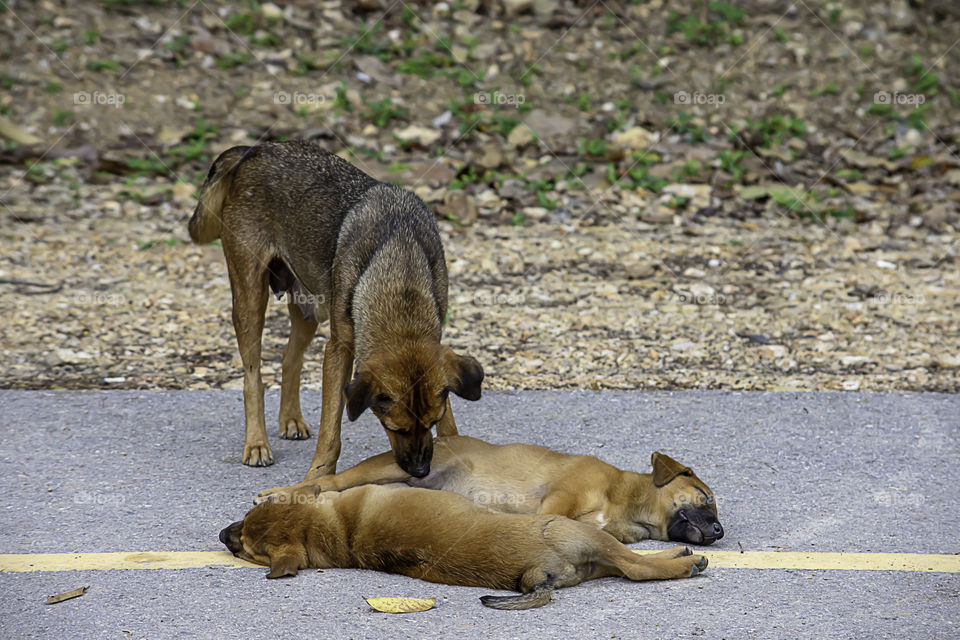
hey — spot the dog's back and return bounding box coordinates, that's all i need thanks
[188,141,447,322]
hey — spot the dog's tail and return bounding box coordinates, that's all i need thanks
[188,145,250,244]
[479,584,554,610]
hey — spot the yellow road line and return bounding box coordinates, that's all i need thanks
[0,550,957,574]
[634,550,960,573]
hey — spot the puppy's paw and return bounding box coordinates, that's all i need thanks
[243,444,275,467]
[254,485,295,504]
[655,546,692,559]
[279,416,311,440]
[687,555,708,577]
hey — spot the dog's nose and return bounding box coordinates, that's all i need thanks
[713,522,724,539]
[408,463,430,478]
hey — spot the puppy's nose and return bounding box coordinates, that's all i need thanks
[713,522,724,539]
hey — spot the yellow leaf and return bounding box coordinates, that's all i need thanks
[365,597,436,614]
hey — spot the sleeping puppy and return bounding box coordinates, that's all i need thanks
[221,484,708,609]
[258,435,724,545]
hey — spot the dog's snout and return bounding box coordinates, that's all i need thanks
[220,520,244,554]
[408,462,430,478]
[713,522,724,539]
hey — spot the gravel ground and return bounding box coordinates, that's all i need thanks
[0,0,958,391]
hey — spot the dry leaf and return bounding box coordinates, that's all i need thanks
[365,596,436,614]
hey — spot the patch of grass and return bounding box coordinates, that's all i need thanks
[366,97,407,128]
[86,59,121,72]
[811,83,839,97]
[333,82,352,112]
[717,149,747,181]
[743,114,807,147]
[906,54,939,96]
[83,29,100,45]
[397,51,452,78]
[835,168,863,180]
[578,138,609,157]
[672,159,703,181]
[666,2,745,47]
[216,51,251,69]
[52,109,74,126]
[45,80,62,94]
[343,20,391,61]
[666,111,706,143]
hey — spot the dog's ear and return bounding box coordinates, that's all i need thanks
[266,548,301,579]
[445,351,484,401]
[651,452,691,487]
[345,371,375,421]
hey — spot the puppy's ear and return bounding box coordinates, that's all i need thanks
[651,452,691,487]
[345,371,374,421]
[266,548,301,579]
[445,351,483,401]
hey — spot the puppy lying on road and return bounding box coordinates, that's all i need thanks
[221,485,708,609]
[258,435,723,545]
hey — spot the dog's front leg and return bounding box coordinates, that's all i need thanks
[435,396,458,437]
[305,335,353,480]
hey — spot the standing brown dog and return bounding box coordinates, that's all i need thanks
[189,141,483,479]
[221,484,709,609]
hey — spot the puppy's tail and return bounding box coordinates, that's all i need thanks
[479,584,553,610]
[188,145,249,244]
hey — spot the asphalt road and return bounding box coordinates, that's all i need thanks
[1,389,958,639]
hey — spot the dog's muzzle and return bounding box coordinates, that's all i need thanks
[667,508,724,545]
[219,520,245,554]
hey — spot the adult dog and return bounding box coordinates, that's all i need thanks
[189,141,483,479]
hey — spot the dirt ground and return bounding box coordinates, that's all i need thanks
[0,0,958,392]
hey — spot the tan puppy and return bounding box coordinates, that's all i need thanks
[221,485,708,609]
[258,435,723,545]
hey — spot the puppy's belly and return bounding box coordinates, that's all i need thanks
[408,469,546,514]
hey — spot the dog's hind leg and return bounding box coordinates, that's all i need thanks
[226,252,273,467]
[278,300,318,440]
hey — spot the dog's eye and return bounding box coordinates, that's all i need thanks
[375,394,392,404]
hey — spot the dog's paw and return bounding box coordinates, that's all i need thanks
[688,555,708,577]
[655,546,692,559]
[254,485,292,504]
[243,444,275,467]
[279,416,311,440]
